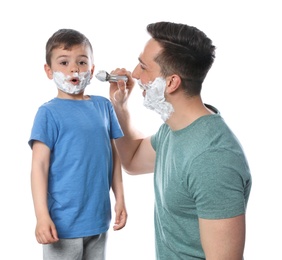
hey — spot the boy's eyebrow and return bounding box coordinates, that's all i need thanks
[56,55,68,59]
[56,54,89,59]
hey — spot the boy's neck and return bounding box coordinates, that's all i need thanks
[57,91,90,100]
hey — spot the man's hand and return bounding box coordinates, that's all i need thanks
[109,68,135,106]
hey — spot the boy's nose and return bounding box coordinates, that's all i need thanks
[71,66,79,73]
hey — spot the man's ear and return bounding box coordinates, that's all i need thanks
[166,75,181,93]
[44,64,53,80]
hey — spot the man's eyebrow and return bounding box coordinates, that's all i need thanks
[138,57,146,67]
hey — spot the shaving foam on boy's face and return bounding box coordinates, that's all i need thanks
[138,77,174,121]
[53,71,91,94]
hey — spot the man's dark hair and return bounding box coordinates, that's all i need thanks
[147,21,216,96]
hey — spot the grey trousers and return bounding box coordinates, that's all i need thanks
[43,232,108,260]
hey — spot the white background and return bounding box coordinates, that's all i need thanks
[1,0,281,259]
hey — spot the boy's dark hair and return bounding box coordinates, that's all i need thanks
[45,29,93,66]
[147,21,216,96]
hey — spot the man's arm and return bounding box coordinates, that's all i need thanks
[109,68,155,175]
[199,214,245,260]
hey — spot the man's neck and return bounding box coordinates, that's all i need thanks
[166,96,213,131]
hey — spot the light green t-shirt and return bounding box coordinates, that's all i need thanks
[151,113,252,260]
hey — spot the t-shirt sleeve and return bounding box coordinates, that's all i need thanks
[107,101,124,139]
[188,148,249,219]
[28,106,58,150]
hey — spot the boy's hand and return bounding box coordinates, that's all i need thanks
[35,216,59,244]
[113,203,128,231]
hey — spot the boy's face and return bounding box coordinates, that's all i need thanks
[44,44,94,80]
[44,44,95,95]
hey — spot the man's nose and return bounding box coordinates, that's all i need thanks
[132,65,139,79]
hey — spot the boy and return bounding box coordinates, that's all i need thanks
[28,29,127,260]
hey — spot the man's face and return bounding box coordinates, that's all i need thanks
[132,38,163,95]
[132,38,174,121]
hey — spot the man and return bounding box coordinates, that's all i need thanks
[109,21,251,260]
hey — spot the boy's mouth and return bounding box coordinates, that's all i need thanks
[70,77,79,85]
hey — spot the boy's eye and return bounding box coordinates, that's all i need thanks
[79,61,87,65]
[60,61,68,65]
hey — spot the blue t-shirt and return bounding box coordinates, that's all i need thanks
[28,96,123,238]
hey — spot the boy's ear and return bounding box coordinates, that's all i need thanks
[44,64,53,79]
[166,75,181,93]
[90,64,95,79]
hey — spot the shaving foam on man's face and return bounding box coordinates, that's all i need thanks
[138,77,174,121]
[53,71,91,94]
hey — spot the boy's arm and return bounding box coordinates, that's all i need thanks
[31,141,59,244]
[111,140,127,231]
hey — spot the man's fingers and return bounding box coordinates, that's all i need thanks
[117,80,127,92]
